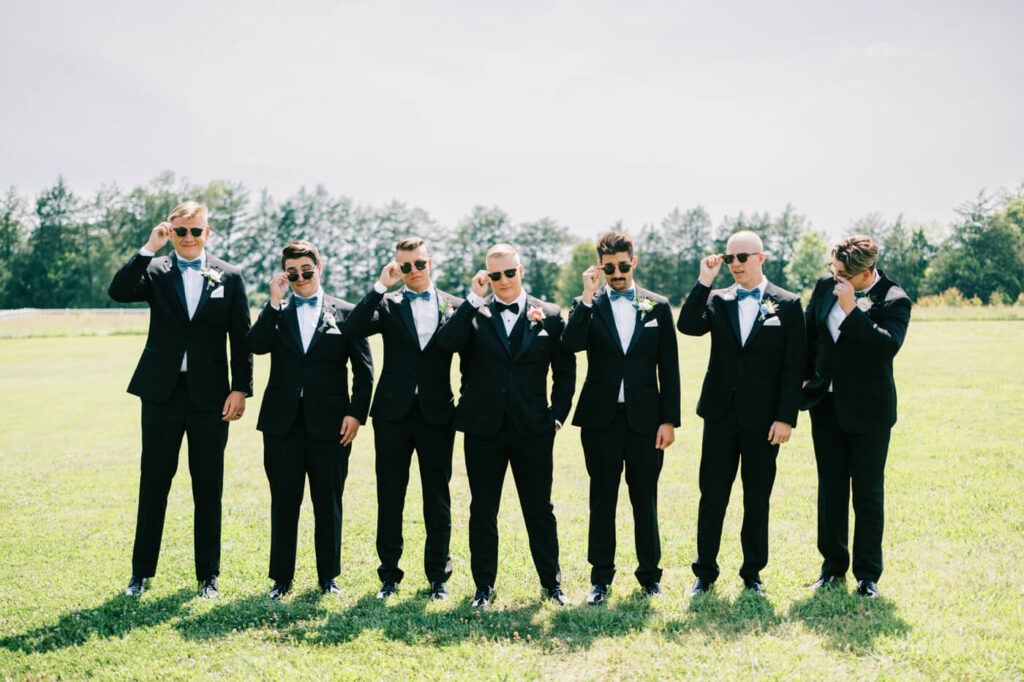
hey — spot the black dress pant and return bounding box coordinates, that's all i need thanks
[692,405,779,583]
[464,421,561,591]
[810,394,890,582]
[133,373,228,580]
[581,405,664,586]
[373,402,455,585]
[263,402,350,584]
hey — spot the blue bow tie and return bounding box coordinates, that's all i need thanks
[609,289,635,302]
[736,287,760,301]
[177,258,202,272]
[404,290,430,302]
[294,294,318,308]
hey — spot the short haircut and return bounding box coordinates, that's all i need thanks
[395,237,426,253]
[596,231,634,259]
[167,201,208,224]
[832,235,879,275]
[281,239,321,269]
[486,243,519,261]
[726,230,764,253]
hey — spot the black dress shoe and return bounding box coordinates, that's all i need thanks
[199,575,218,599]
[544,587,572,606]
[689,577,714,597]
[428,582,449,601]
[586,584,609,606]
[124,575,147,597]
[471,587,494,608]
[269,581,291,600]
[811,573,844,590]
[641,582,664,598]
[319,578,341,595]
[743,578,765,596]
[376,581,399,600]
[856,580,879,598]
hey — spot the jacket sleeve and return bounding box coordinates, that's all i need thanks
[228,272,254,397]
[343,287,386,338]
[548,309,576,425]
[803,284,821,381]
[246,302,280,355]
[676,282,713,336]
[108,252,153,303]
[559,297,592,352]
[775,297,806,427]
[656,301,682,427]
[435,299,477,353]
[346,334,374,423]
[838,295,911,362]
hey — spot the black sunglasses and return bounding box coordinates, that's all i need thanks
[487,268,518,281]
[173,227,204,238]
[723,252,760,264]
[601,262,632,275]
[399,260,428,274]
[286,270,316,282]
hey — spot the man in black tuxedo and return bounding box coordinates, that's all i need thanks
[108,201,252,598]
[436,243,576,607]
[677,230,805,597]
[561,231,680,605]
[343,237,463,601]
[246,240,373,599]
[802,235,911,598]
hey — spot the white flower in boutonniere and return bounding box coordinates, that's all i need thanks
[856,296,874,312]
[317,311,338,334]
[758,296,779,322]
[200,267,223,290]
[438,298,455,325]
[527,305,545,329]
[633,296,656,321]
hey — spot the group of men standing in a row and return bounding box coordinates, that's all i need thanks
[109,201,911,607]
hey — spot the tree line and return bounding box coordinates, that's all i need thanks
[1,173,1022,310]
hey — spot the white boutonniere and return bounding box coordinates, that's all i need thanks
[632,296,656,321]
[199,267,223,291]
[758,296,779,322]
[438,298,455,325]
[317,310,338,334]
[856,296,874,312]
[527,305,545,329]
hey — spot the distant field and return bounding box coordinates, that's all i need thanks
[0,314,1022,679]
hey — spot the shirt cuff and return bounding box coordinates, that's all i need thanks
[373,281,388,294]
[270,301,281,310]
[582,300,593,308]
[467,292,485,308]
[138,247,155,257]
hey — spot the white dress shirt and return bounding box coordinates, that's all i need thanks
[737,277,768,346]
[582,284,638,402]
[467,290,526,336]
[295,287,325,354]
[142,247,205,371]
[375,281,439,350]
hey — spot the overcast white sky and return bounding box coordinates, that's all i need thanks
[2,0,1022,239]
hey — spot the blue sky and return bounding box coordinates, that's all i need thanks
[2,0,1022,238]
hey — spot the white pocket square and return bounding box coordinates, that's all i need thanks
[537,329,549,337]
[763,316,781,327]
[644,319,659,328]
[210,286,225,299]
[325,327,342,335]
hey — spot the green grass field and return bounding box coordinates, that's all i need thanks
[1,314,1022,680]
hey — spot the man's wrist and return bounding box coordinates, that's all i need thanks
[697,276,713,287]
[373,281,388,294]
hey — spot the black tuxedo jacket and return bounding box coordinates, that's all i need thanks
[561,285,680,432]
[246,295,373,440]
[802,271,911,432]
[108,251,252,411]
[343,286,464,425]
[435,294,576,437]
[677,280,805,430]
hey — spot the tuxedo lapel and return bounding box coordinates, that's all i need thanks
[282,300,304,354]
[424,291,451,350]
[595,290,625,354]
[193,271,214,320]
[396,293,421,346]
[724,287,742,345]
[167,254,189,319]
[511,298,540,363]
[486,298,512,355]
[305,303,330,354]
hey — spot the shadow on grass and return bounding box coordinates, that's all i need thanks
[0,589,194,654]
[788,586,911,654]
[172,586,657,651]
[663,588,782,640]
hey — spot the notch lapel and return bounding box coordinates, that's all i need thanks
[282,300,304,354]
[168,254,189,319]
[595,290,625,354]
[486,298,512,355]
[396,292,421,347]
[511,298,541,363]
[723,287,742,346]
[306,302,331,354]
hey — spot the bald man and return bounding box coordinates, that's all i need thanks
[676,231,805,597]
